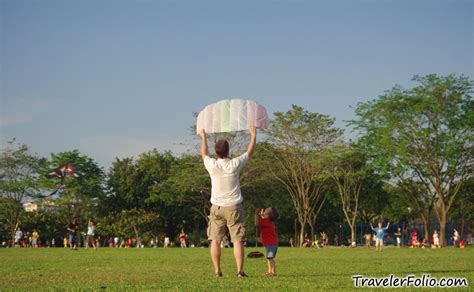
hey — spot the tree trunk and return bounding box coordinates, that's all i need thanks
[294,219,298,247]
[309,222,315,244]
[299,219,306,247]
[438,210,448,247]
[350,224,356,245]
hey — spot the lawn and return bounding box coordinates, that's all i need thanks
[0,247,472,290]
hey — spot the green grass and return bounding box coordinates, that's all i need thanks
[0,247,472,290]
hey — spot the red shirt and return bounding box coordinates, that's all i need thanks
[259,218,278,246]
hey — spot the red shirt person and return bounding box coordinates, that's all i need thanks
[259,218,278,246]
[258,207,279,276]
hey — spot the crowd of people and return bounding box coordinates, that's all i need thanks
[4,218,195,249]
[283,223,469,250]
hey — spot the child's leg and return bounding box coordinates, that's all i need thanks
[267,259,272,273]
[268,258,276,274]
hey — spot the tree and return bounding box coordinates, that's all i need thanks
[264,105,343,246]
[449,178,474,237]
[102,149,178,240]
[40,150,105,224]
[0,140,44,245]
[352,74,474,246]
[326,144,368,245]
[158,155,211,224]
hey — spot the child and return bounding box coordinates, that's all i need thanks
[370,222,390,251]
[394,228,402,248]
[365,232,372,248]
[410,231,420,248]
[432,230,440,248]
[258,207,279,276]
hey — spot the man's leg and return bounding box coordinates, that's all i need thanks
[233,241,244,273]
[210,240,222,274]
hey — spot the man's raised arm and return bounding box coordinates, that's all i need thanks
[200,129,208,161]
[247,126,257,157]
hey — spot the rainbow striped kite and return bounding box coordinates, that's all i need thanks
[42,163,81,197]
[196,99,268,134]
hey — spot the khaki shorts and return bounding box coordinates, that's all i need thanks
[208,203,246,243]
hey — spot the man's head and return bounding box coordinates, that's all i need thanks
[378,222,382,228]
[215,139,229,158]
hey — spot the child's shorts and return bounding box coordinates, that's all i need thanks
[265,245,278,259]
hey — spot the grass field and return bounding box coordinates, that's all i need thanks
[0,246,472,291]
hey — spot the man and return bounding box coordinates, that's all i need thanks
[85,219,97,250]
[14,228,22,248]
[370,221,390,251]
[201,126,256,278]
[67,218,79,250]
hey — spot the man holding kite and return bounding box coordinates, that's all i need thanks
[200,126,257,278]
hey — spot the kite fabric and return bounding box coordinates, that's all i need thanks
[196,99,268,134]
[42,163,81,197]
[46,163,81,179]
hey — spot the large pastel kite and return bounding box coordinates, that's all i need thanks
[196,99,268,134]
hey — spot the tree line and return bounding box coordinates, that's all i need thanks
[1,74,472,247]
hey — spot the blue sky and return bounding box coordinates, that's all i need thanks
[1,0,473,168]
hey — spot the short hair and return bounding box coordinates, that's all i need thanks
[215,140,229,158]
[264,207,279,222]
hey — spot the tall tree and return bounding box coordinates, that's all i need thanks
[449,178,474,237]
[326,144,368,245]
[103,149,177,239]
[41,150,105,224]
[352,74,474,246]
[0,140,44,244]
[264,105,343,246]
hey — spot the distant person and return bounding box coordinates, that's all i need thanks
[200,126,256,278]
[365,232,372,248]
[394,227,402,248]
[164,236,170,248]
[453,229,460,247]
[258,207,279,277]
[14,229,22,248]
[51,238,56,248]
[179,232,187,248]
[320,232,329,247]
[302,233,312,248]
[288,237,294,248]
[85,219,97,250]
[370,222,390,251]
[421,237,428,248]
[410,231,420,248]
[67,218,79,250]
[432,230,440,248]
[31,229,40,248]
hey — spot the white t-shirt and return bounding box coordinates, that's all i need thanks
[87,225,95,236]
[204,152,249,207]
